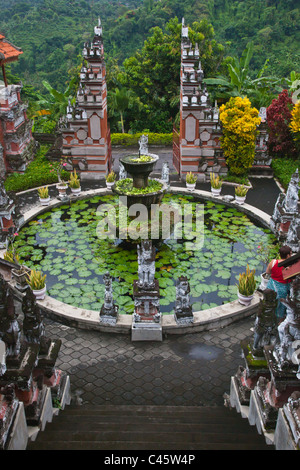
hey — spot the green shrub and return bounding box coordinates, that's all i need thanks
[4,145,69,193]
[111,132,173,146]
[271,158,300,189]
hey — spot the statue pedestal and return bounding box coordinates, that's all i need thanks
[233,342,270,406]
[0,393,18,449]
[131,317,162,342]
[131,279,162,341]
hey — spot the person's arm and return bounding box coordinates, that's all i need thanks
[266,260,273,274]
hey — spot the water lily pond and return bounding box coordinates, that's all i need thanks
[14,194,277,315]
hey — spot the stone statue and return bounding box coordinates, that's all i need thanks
[270,193,285,232]
[137,241,156,288]
[119,162,127,180]
[138,134,148,155]
[286,214,300,253]
[99,272,118,324]
[0,340,6,376]
[0,275,20,357]
[174,276,193,325]
[22,288,45,345]
[161,162,169,185]
[283,169,299,214]
[252,289,278,356]
[275,277,300,378]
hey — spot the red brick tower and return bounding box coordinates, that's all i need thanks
[0,34,35,176]
[174,19,227,181]
[61,18,112,180]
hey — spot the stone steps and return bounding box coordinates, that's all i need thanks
[27,404,273,450]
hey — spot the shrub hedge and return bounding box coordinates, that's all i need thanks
[111,132,173,146]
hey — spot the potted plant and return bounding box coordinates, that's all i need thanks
[56,180,68,198]
[69,170,81,195]
[37,186,50,206]
[26,269,47,300]
[106,171,116,189]
[237,264,257,306]
[210,172,223,196]
[235,185,249,204]
[186,172,197,191]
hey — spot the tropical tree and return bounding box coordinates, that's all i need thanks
[31,77,77,133]
[118,17,226,132]
[204,42,281,107]
[108,87,139,133]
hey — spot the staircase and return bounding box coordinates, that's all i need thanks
[27,404,273,450]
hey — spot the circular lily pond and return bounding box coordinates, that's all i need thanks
[14,193,277,315]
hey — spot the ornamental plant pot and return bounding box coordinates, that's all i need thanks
[235,195,246,205]
[32,285,47,301]
[106,182,114,190]
[39,196,51,206]
[71,187,81,196]
[57,184,68,196]
[186,182,196,191]
[237,290,254,306]
[211,187,222,196]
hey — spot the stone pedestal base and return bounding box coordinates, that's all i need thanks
[274,409,298,450]
[248,389,275,446]
[131,320,163,342]
[229,376,250,419]
[6,402,28,450]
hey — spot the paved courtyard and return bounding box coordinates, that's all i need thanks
[44,315,254,407]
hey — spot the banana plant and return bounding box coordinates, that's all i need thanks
[204,42,281,106]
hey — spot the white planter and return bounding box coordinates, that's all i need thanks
[211,187,222,196]
[71,187,81,196]
[237,290,254,306]
[39,197,50,206]
[32,285,46,300]
[57,184,68,194]
[106,182,115,189]
[235,195,246,205]
[186,183,196,191]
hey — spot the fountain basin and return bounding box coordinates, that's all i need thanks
[120,154,159,188]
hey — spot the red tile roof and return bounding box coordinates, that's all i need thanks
[0,34,23,64]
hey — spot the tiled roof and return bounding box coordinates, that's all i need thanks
[0,33,23,64]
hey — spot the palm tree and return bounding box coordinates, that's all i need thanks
[109,87,142,133]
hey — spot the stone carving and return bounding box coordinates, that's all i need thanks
[283,391,300,448]
[270,193,285,232]
[284,169,299,214]
[275,277,300,378]
[161,162,169,186]
[119,162,127,180]
[137,240,156,288]
[0,340,6,376]
[286,214,300,253]
[138,134,148,155]
[252,289,278,356]
[132,241,161,332]
[22,288,45,345]
[99,272,118,325]
[174,276,193,325]
[0,275,21,357]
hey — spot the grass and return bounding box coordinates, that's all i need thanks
[271,157,300,189]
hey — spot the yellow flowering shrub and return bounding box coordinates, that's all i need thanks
[290,102,300,142]
[219,97,261,175]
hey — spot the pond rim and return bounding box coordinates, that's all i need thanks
[3,186,272,335]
